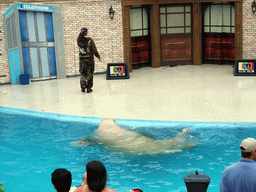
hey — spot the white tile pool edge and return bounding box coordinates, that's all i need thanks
[1,106,256,129]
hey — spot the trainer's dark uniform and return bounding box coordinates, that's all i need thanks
[77,32,100,92]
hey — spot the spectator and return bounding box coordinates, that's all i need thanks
[220,138,256,192]
[130,189,143,192]
[52,168,72,192]
[69,172,87,192]
[75,160,116,192]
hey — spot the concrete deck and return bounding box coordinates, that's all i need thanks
[1,64,255,122]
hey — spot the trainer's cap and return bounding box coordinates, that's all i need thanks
[81,28,88,32]
[240,138,256,152]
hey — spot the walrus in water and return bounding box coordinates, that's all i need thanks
[75,118,197,155]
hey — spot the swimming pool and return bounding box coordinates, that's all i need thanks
[1,106,256,192]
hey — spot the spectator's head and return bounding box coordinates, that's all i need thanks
[130,189,143,192]
[51,168,72,192]
[86,160,107,192]
[240,138,256,160]
[81,28,88,36]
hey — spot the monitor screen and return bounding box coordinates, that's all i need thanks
[107,63,130,80]
[238,61,255,74]
[234,60,256,76]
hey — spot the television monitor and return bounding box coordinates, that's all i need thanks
[234,59,256,76]
[106,63,130,80]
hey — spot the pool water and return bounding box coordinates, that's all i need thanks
[1,107,256,192]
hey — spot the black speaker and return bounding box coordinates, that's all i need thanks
[184,171,211,192]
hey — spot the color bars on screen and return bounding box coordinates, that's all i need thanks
[238,62,254,73]
[110,66,125,76]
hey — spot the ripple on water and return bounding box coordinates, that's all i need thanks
[141,171,151,175]
[133,178,145,182]
[126,163,140,167]
[196,155,203,160]
[171,186,187,192]
[172,168,203,175]
[120,175,137,180]
[148,185,161,188]
[158,180,174,186]
[208,162,220,166]
[132,169,142,172]
[144,181,161,188]
[143,163,162,170]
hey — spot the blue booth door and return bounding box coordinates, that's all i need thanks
[19,10,57,80]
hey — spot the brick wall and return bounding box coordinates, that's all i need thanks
[0,0,124,84]
[0,4,12,84]
[242,0,256,59]
[58,0,124,76]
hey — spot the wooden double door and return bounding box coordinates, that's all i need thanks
[130,4,193,67]
[128,3,237,68]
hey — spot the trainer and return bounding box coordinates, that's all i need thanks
[77,28,101,93]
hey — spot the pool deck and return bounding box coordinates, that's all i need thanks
[1,64,256,123]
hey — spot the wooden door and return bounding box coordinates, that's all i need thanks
[160,5,192,66]
[130,6,151,69]
[202,3,235,64]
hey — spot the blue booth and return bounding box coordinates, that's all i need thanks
[4,3,66,84]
